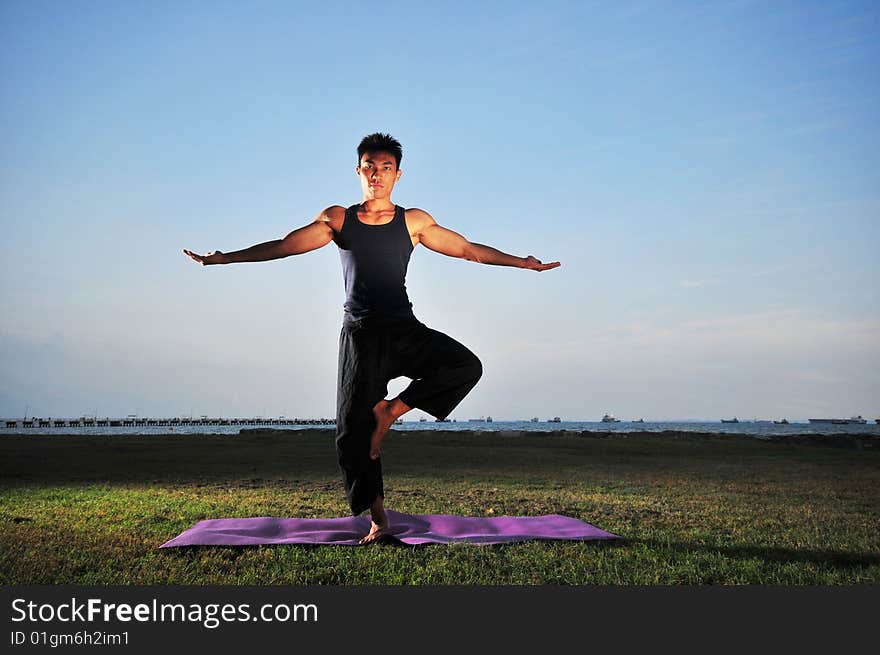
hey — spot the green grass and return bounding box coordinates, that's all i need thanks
[1,430,878,584]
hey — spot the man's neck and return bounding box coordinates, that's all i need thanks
[359,197,395,213]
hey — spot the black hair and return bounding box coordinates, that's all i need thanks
[357,132,403,169]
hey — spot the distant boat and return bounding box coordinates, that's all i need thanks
[435,418,450,423]
[721,417,739,423]
[809,416,867,425]
[468,417,486,422]
[601,414,620,423]
[531,417,540,423]
[773,419,790,425]
[394,418,403,425]
[633,418,645,423]
[419,417,427,423]
[548,417,561,423]
[486,416,493,423]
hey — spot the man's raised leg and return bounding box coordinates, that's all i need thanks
[394,324,483,427]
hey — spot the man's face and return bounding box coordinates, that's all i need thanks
[357,151,401,199]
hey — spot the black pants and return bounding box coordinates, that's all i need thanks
[335,314,483,516]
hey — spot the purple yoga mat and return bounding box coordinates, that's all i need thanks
[159,510,618,547]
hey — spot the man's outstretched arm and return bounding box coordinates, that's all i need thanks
[413,209,560,272]
[182,206,341,265]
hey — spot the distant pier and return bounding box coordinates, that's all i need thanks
[2,417,336,429]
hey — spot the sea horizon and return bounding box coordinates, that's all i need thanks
[3,417,878,439]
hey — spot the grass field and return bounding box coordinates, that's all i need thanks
[1,429,877,584]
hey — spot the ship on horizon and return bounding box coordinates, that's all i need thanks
[808,416,867,425]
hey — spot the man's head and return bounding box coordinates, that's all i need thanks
[357,132,402,170]
[357,132,403,200]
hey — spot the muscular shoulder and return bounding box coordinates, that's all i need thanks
[316,205,347,233]
[404,207,437,235]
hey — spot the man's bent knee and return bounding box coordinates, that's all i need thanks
[467,355,483,384]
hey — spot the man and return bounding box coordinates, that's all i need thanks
[183,133,560,544]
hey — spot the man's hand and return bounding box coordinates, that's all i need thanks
[522,255,561,272]
[182,249,225,266]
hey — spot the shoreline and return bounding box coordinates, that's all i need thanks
[1,427,877,449]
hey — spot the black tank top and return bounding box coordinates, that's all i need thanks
[337,203,415,322]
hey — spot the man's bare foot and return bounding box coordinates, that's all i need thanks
[359,497,389,545]
[369,400,394,460]
[369,397,410,460]
[359,519,389,545]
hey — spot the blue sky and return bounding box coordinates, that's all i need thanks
[1,0,878,421]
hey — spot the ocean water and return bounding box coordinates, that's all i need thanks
[2,420,878,439]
